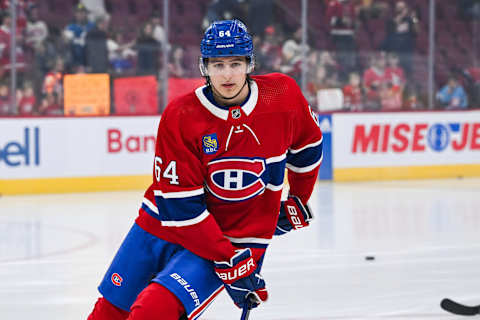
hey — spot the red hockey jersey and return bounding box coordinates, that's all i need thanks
[136,73,323,262]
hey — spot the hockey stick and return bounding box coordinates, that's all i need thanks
[440,298,480,316]
[240,294,255,320]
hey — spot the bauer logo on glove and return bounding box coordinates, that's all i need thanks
[275,195,313,235]
[215,256,256,283]
[214,248,268,308]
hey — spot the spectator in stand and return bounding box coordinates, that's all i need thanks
[42,57,64,107]
[0,0,32,34]
[0,81,10,115]
[403,85,424,110]
[257,26,282,73]
[381,52,405,110]
[85,15,109,73]
[382,1,419,77]
[436,76,468,109]
[39,92,62,116]
[363,51,389,110]
[0,12,26,79]
[379,81,402,110]
[17,81,36,115]
[107,31,135,75]
[307,64,328,109]
[306,60,342,110]
[135,22,161,76]
[63,3,95,68]
[385,52,405,88]
[25,4,48,51]
[326,0,358,79]
[150,12,166,48]
[168,45,187,78]
[343,72,363,111]
[0,12,10,77]
[32,40,56,100]
[318,50,340,74]
[280,27,308,81]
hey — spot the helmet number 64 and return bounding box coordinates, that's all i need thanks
[218,30,231,37]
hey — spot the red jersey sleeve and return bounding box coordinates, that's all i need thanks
[285,77,323,204]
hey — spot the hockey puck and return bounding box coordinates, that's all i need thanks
[365,256,375,261]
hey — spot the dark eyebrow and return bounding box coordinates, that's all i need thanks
[210,58,244,63]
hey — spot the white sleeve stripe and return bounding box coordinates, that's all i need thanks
[289,137,323,154]
[225,235,271,245]
[142,197,159,214]
[286,153,323,173]
[153,187,204,199]
[265,153,287,164]
[266,183,284,192]
[160,209,210,227]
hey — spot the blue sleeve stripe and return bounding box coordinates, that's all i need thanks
[287,153,323,173]
[160,209,210,227]
[141,203,158,217]
[153,187,204,199]
[154,193,206,221]
[287,140,323,169]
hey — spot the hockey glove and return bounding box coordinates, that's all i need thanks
[275,195,313,235]
[214,248,268,309]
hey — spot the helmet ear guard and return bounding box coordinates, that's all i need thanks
[198,56,255,77]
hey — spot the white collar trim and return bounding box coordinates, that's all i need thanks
[195,80,259,120]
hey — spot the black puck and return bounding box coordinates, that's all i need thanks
[365,256,375,261]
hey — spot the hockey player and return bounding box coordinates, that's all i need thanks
[87,19,323,320]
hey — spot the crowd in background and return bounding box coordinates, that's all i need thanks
[0,0,479,116]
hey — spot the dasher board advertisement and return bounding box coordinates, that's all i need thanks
[332,111,480,181]
[0,116,160,194]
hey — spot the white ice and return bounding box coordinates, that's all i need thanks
[1,178,479,319]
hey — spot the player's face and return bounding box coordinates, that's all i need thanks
[207,57,249,105]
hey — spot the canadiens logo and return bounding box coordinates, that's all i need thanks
[206,158,266,201]
[111,273,123,286]
[202,134,219,154]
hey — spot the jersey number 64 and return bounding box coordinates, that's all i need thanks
[154,156,179,185]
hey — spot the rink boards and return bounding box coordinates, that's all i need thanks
[330,111,480,181]
[1,111,480,194]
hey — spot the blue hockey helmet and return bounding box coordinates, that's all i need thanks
[199,19,255,76]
